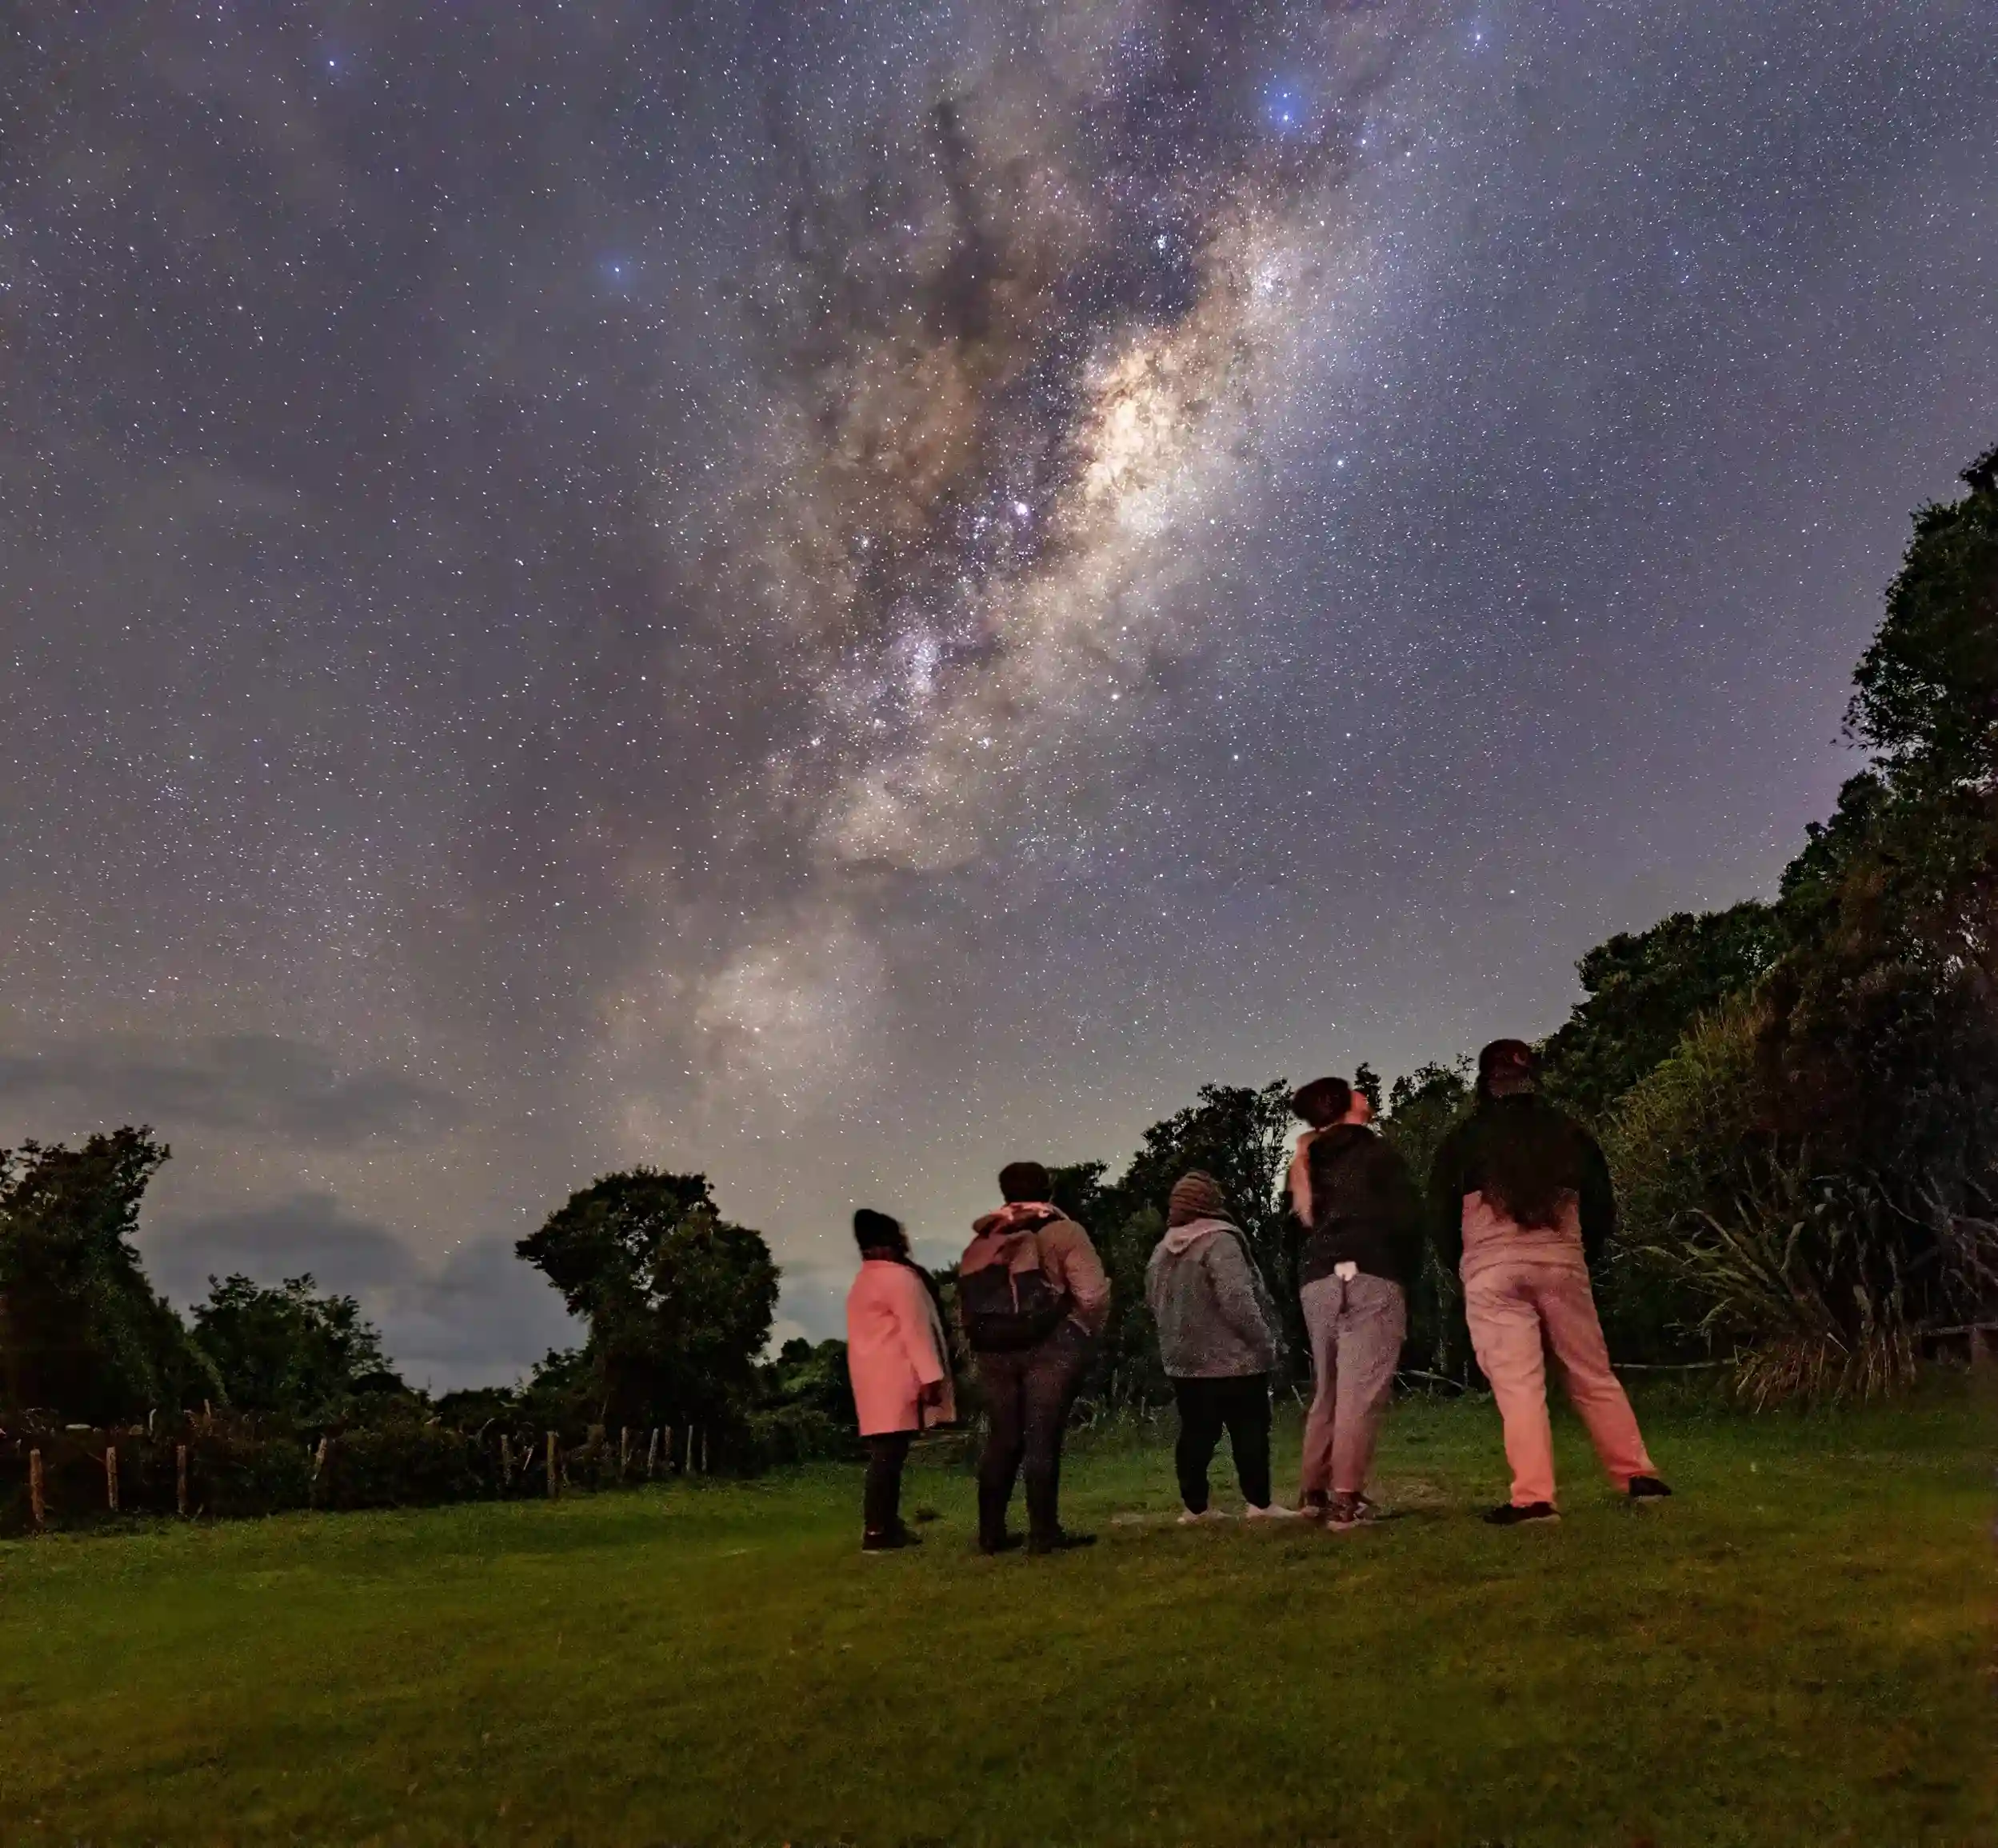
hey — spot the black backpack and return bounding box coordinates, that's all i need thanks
[959,1230,1071,1353]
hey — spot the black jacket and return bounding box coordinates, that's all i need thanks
[1298,1126,1426,1289]
[1427,1093,1616,1272]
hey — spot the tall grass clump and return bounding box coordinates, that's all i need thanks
[1610,1002,1998,1406]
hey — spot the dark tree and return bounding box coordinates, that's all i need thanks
[517,1170,779,1432]
[1846,444,1998,784]
[0,1127,218,1420]
[758,1335,856,1428]
[1380,1062,1475,1383]
[192,1274,397,1422]
[1760,448,1998,1190]
[1539,902,1786,1120]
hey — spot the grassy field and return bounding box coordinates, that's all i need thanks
[2,1383,1992,1847]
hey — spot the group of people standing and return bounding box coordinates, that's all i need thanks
[843,1038,1671,1554]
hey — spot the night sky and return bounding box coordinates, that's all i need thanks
[5,1,1994,1386]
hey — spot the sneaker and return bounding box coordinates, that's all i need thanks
[1177,1507,1228,1526]
[977,1532,1024,1555]
[1326,1494,1388,1531]
[1484,1501,1559,1526]
[1026,1529,1097,1554]
[1627,1476,1673,1501]
[1244,1502,1305,1521]
[1300,1490,1333,1522]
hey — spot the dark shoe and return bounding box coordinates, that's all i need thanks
[1484,1501,1559,1526]
[1627,1476,1672,1501]
[861,1528,917,1552]
[978,1533,1024,1555]
[1301,1490,1333,1522]
[1327,1493,1388,1532]
[1026,1529,1097,1555]
[891,1522,924,1545]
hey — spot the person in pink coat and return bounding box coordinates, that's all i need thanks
[845,1208,957,1552]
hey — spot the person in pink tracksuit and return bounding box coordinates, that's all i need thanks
[1429,1040,1672,1525]
[845,1209,956,1552]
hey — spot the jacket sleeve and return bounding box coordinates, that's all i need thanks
[1428,1126,1468,1275]
[889,1267,947,1386]
[1576,1125,1617,1268]
[1203,1234,1276,1349]
[1048,1218,1112,1332]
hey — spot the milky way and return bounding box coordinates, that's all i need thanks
[645,3,1423,1107]
[4,1,1995,1382]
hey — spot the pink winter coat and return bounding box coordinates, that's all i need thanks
[845,1258,957,1438]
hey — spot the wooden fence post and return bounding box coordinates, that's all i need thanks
[105,1445,119,1513]
[619,1426,630,1478]
[29,1449,45,1530]
[500,1433,513,1489]
[701,1427,709,1475]
[545,1431,559,1499]
[176,1443,190,1517]
[683,1426,693,1474]
[645,1427,660,1478]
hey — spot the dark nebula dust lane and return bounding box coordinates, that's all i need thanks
[2,0,1994,1379]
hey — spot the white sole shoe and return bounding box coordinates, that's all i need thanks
[1244,1502,1305,1521]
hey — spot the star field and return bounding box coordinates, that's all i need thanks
[2,0,1994,1382]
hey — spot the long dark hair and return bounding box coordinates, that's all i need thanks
[1477,1103,1585,1230]
[853,1207,910,1259]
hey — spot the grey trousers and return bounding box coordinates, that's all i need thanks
[1297,1272,1406,1501]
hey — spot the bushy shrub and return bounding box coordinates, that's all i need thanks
[192,1429,316,1518]
[745,1403,853,1469]
[315,1422,483,1510]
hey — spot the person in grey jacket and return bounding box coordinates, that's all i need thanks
[1145,1170,1300,1522]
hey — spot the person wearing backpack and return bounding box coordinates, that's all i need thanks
[845,1208,957,1553]
[1145,1170,1297,1522]
[1429,1039,1672,1525]
[1291,1078,1423,1529]
[958,1161,1110,1555]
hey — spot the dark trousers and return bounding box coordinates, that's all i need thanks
[863,1432,913,1538]
[976,1321,1095,1546]
[1172,1374,1273,1512]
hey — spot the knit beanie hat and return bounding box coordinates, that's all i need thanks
[1167,1170,1227,1226]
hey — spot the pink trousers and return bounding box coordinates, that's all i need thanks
[1464,1260,1654,1507]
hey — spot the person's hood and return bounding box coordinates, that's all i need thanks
[970,1202,1063,1246]
[1157,1215,1239,1257]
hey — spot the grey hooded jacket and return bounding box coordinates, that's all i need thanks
[1145,1218,1281,1378]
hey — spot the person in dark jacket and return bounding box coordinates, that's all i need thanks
[1145,1170,1297,1522]
[957,1161,1109,1555]
[1291,1076,1423,1528]
[1429,1039,1672,1525]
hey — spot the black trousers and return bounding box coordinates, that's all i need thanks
[975,1322,1096,1546]
[1172,1374,1273,1512]
[863,1431,913,1538]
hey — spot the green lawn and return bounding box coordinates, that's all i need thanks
[2,1384,1992,1846]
